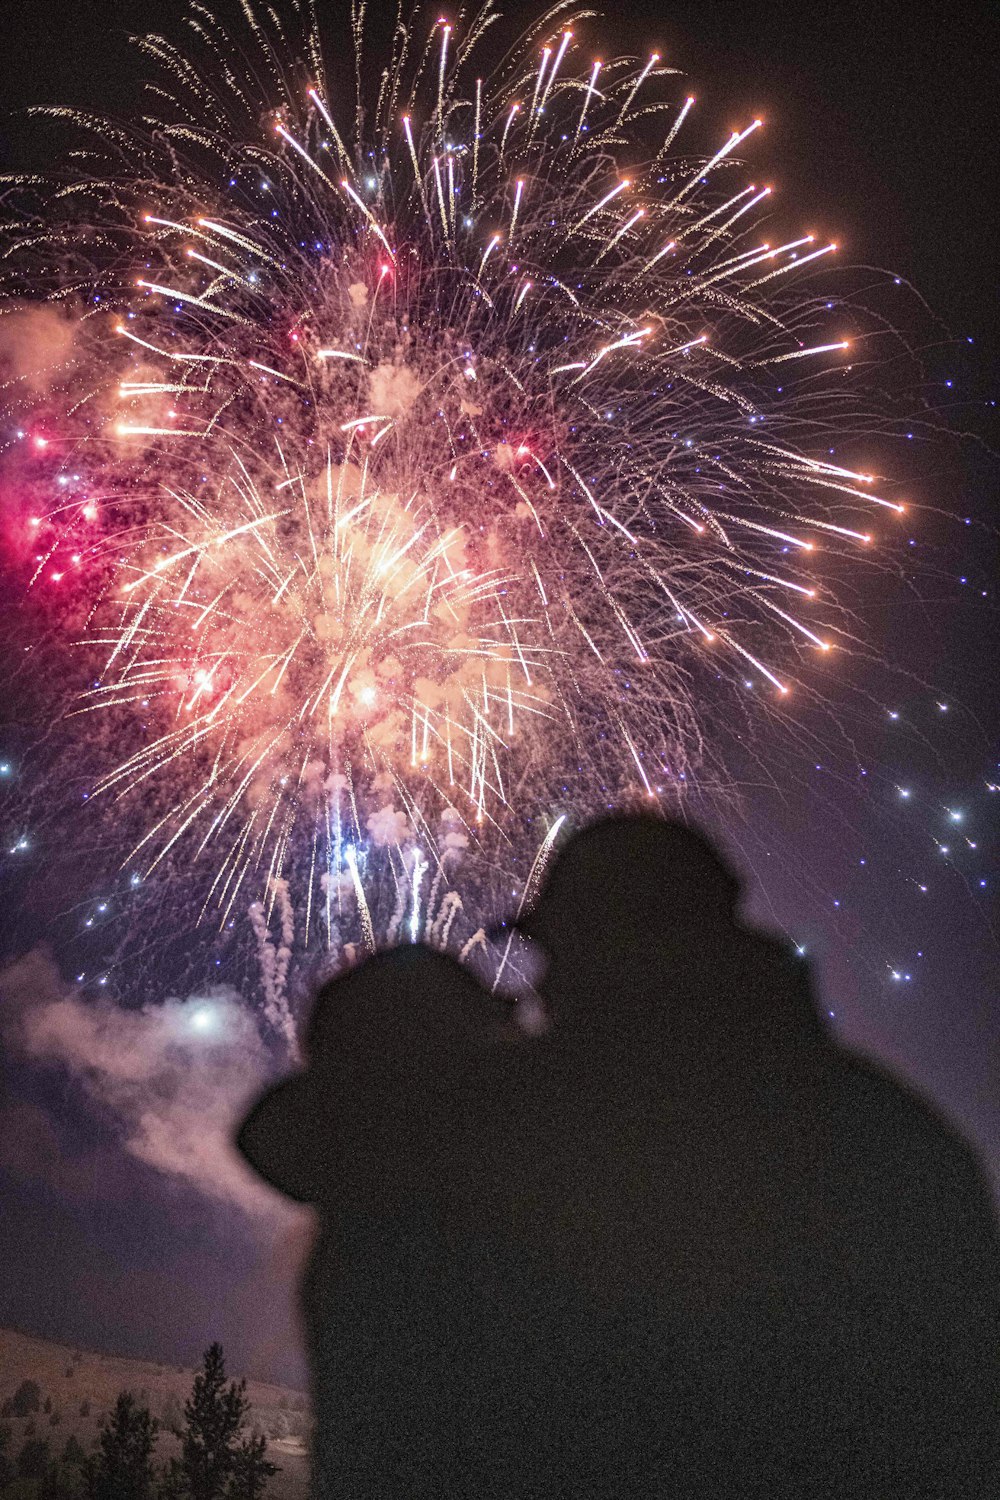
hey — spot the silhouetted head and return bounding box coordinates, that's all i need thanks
[303,942,492,1063]
[237,944,501,1202]
[512,814,743,973]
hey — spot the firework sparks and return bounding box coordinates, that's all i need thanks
[0,1,910,1008]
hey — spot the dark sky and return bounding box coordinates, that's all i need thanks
[4,0,999,346]
[1,0,998,1386]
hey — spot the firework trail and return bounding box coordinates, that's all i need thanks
[0,0,910,1020]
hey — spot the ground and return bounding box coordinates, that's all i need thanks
[0,1327,309,1498]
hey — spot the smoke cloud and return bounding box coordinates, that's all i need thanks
[0,304,79,394]
[0,946,298,1221]
[369,361,422,419]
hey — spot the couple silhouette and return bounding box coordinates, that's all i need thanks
[238,815,1000,1498]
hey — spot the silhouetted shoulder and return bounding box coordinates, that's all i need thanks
[830,1048,1000,1230]
[726,926,826,1043]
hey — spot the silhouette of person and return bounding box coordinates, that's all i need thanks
[236,945,518,1499]
[489,814,1000,1498]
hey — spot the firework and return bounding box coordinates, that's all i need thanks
[0,1,909,1013]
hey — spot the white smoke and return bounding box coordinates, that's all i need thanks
[366,803,410,847]
[429,890,463,948]
[248,877,297,1050]
[368,360,422,419]
[0,946,296,1220]
[0,304,79,393]
[440,805,470,854]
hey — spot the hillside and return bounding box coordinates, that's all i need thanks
[0,1327,310,1498]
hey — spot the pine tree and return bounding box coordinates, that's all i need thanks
[18,1436,52,1481]
[2,1380,42,1419]
[40,1455,85,1500]
[0,1424,14,1489]
[225,1435,278,1500]
[173,1346,247,1500]
[62,1436,87,1469]
[86,1392,158,1500]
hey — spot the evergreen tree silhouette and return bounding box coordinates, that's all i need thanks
[0,1424,13,1490]
[162,1346,248,1500]
[225,1434,278,1500]
[86,1394,157,1500]
[3,1380,42,1420]
[61,1436,87,1470]
[40,1455,85,1500]
[19,1437,52,1482]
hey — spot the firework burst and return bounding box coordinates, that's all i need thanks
[1,0,910,1010]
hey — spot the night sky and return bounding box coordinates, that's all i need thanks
[1,0,997,1386]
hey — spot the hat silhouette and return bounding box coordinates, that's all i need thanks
[505,814,743,951]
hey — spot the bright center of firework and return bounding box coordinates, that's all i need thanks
[104,423,540,839]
